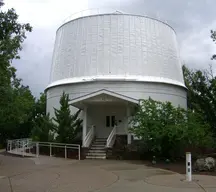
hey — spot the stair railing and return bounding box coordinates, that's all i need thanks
[106,125,117,148]
[7,138,33,152]
[83,125,95,147]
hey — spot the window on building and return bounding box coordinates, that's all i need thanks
[106,115,116,127]
[111,116,115,127]
[106,116,110,127]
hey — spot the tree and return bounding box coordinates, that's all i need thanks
[31,92,54,142]
[0,2,33,145]
[130,98,213,159]
[183,65,216,134]
[31,114,54,142]
[33,92,46,118]
[0,3,32,89]
[0,76,35,143]
[211,30,216,60]
[53,92,83,143]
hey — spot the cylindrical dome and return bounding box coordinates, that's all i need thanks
[47,12,185,89]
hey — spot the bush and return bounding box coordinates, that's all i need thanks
[0,144,3,149]
[129,98,214,159]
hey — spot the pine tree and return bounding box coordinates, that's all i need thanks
[31,113,54,142]
[53,92,82,143]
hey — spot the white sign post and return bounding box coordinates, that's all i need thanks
[186,152,192,182]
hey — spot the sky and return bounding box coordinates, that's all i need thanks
[2,0,216,97]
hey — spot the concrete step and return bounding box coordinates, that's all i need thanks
[93,141,106,144]
[93,142,106,145]
[85,138,108,159]
[90,147,106,151]
[87,152,106,156]
[94,139,106,143]
[86,155,106,159]
[95,138,106,140]
[94,140,107,143]
[91,144,106,147]
[93,143,106,146]
[88,149,106,153]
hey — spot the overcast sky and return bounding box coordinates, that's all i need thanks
[3,0,216,97]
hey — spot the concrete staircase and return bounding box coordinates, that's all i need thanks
[86,138,107,159]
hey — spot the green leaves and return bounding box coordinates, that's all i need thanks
[31,113,54,142]
[130,98,213,159]
[31,92,55,142]
[53,92,83,143]
[211,30,216,60]
[183,65,216,135]
[0,7,32,61]
[0,4,33,145]
[0,78,35,143]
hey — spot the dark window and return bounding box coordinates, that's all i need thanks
[106,116,110,127]
[111,116,115,127]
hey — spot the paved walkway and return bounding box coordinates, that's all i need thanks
[0,151,216,192]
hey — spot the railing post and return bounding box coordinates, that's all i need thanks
[65,145,67,159]
[78,145,81,160]
[22,141,25,157]
[50,143,52,157]
[16,141,18,152]
[36,142,39,158]
[7,140,9,151]
[6,140,8,151]
[9,141,12,151]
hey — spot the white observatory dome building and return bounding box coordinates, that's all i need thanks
[46,9,187,157]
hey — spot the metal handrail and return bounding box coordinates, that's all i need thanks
[106,126,117,148]
[84,125,95,147]
[7,138,81,160]
[36,141,79,147]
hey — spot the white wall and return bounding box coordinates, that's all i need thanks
[46,81,187,119]
[49,14,184,87]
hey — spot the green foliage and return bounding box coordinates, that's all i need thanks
[211,30,216,60]
[31,92,54,142]
[34,92,46,117]
[0,76,35,143]
[0,5,32,61]
[53,92,83,143]
[183,65,216,135]
[0,3,33,145]
[0,4,32,88]
[31,114,54,142]
[130,98,213,159]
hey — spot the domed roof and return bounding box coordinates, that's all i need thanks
[47,12,185,90]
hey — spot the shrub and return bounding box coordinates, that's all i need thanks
[129,98,214,159]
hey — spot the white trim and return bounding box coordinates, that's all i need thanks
[127,105,132,144]
[69,89,139,105]
[46,75,187,90]
[60,10,175,35]
[82,107,87,147]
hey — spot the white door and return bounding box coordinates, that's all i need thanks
[96,113,116,138]
[91,105,125,138]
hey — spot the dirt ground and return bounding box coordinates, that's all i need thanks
[143,160,216,176]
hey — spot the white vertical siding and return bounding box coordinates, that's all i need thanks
[49,14,184,87]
